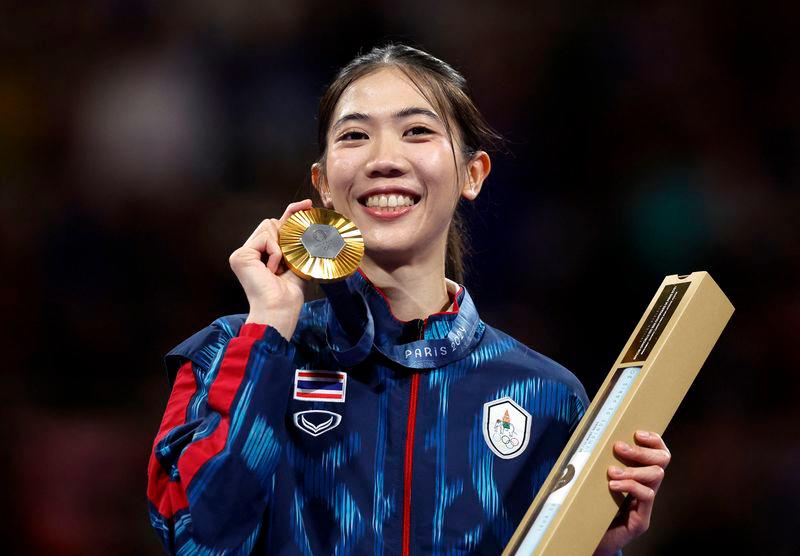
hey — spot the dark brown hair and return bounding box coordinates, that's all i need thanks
[314,43,503,284]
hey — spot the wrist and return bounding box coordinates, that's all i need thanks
[245,308,300,341]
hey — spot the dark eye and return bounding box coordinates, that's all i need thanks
[405,126,433,137]
[338,130,368,141]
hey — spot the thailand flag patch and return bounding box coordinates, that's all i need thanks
[293,370,347,403]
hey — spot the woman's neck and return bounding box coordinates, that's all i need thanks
[360,255,451,322]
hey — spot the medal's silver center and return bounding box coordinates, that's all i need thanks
[301,224,345,259]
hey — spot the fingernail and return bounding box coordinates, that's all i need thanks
[618,442,630,452]
[609,480,620,488]
[637,431,650,439]
[609,466,623,476]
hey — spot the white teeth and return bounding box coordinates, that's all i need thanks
[363,193,417,210]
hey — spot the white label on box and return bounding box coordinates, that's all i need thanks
[513,366,642,555]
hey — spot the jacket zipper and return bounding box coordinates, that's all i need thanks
[402,318,426,556]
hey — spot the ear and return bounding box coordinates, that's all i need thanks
[311,163,333,208]
[460,151,491,201]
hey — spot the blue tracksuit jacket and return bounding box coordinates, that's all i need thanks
[147,270,589,555]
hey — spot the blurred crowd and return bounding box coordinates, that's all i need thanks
[2,1,798,554]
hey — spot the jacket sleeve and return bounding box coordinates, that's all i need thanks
[564,379,589,438]
[146,322,296,555]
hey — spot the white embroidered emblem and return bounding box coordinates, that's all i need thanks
[293,410,342,437]
[482,397,532,459]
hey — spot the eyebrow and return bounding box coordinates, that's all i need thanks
[332,107,441,133]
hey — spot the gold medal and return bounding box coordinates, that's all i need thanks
[278,207,364,282]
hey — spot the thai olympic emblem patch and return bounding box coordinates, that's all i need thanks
[293,410,342,437]
[482,397,532,459]
[293,370,347,403]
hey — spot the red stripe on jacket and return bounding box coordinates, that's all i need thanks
[146,323,267,519]
[146,360,196,518]
[402,372,421,556]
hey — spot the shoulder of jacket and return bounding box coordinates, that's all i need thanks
[163,313,247,384]
[480,322,589,406]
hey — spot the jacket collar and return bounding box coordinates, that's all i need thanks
[354,269,465,342]
[321,269,483,368]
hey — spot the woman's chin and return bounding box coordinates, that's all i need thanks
[363,242,421,268]
[359,223,448,269]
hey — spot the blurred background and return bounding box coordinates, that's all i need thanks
[2,1,798,554]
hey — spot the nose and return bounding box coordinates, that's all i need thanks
[364,133,409,178]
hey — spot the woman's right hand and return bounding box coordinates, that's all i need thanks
[229,199,314,340]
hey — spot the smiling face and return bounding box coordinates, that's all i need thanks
[312,67,489,270]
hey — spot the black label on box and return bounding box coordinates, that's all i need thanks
[623,282,690,363]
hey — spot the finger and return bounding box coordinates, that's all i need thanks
[260,218,301,281]
[229,243,267,282]
[279,263,308,290]
[611,496,651,538]
[240,229,273,259]
[243,219,281,251]
[244,217,279,245]
[608,464,665,488]
[242,199,313,246]
[234,226,282,275]
[634,431,671,469]
[262,219,290,275]
[614,441,671,469]
[634,431,670,454]
[608,478,656,505]
[278,199,313,227]
[264,233,283,274]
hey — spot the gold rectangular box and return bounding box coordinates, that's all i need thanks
[504,271,734,555]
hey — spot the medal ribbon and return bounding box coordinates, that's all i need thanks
[322,280,483,369]
[375,288,482,369]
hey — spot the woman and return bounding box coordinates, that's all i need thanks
[147,44,670,555]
